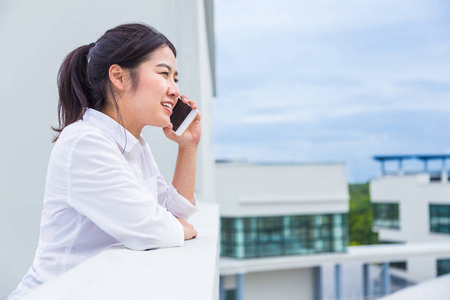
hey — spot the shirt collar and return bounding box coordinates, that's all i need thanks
[81,108,146,153]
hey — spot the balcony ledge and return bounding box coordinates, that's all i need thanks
[24,203,220,300]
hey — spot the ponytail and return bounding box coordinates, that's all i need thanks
[53,44,91,142]
[52,23,176,142]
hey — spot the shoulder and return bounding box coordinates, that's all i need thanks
[55,121,118,154]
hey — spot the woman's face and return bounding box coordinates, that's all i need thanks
[122,46,180,138]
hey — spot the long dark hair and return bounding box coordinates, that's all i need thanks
[53,23,176,142]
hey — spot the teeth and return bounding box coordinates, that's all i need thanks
[162,103,173,109]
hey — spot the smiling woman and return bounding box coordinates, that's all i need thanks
[105,47,181,137]
[7,23,201,300]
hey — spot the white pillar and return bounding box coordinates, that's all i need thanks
[236,273,244,300]
[398,159,404,176]
[335,264,342,300]
[363,263,370,300]
[219,276,225,300]
[382,262,391,295]
[314,266,322,300]
[442,159,448,183]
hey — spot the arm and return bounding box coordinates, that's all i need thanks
[172,146,197,203]
[163,95,201,205]
[66,131,185,249]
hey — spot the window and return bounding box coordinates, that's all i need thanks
[430,172,442,183]
[437,258,450,276]
[430,204,450,234]
[390,261,407,271]
[220,214,348,259]
[372,202,400,229]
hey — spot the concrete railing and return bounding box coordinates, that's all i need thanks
[24,203,220,300]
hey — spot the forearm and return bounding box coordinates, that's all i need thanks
[171,146,198,204]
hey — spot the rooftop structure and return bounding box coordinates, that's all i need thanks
[374,154,450,178]
[371,154,450,283]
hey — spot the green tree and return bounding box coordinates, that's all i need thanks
[348,183,380,245]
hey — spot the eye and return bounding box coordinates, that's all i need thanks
[174,78,179,83]
[160,72,169,76]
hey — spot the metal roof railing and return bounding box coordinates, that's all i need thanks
[373,154,450,176]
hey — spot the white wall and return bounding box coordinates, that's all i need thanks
[245,268,315,300]
[216,162,349,216]
[370,174,450,282]
[0,0,214,298]
[371,174,450,243]
[221,268,316,300]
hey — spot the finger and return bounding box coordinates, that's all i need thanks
[187,99,197,108]
[163,124,175,138]
[179,95,189,103]
[194,111,201,123]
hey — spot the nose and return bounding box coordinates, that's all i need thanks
[167,80,180,99]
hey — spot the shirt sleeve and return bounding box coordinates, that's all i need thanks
[157,178,200,219]
[65,131,184,251]
[145,144,200,219]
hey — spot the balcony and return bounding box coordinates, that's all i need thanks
[23,203,220,300]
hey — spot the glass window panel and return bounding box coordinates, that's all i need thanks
[220,213,348,258]
[234,218,244,230]
[234,231,244,244]
[243,230,258,242]
[430,205,450,234]
[225,290,237,300]
[372,203,400,230]
[258,242,282,256]
[221,218,233,228]
[437,258,450,276]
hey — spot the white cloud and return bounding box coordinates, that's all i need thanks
[214,78,450,125]
[213,0,450,181]
[216,0,439,36]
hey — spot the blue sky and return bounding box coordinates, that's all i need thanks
[212,0,450,183]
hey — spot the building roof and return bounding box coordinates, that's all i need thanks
[374,155,450,162]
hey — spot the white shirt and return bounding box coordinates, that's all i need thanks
[8,108,199,299]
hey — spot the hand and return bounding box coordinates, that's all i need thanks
[163,95,201,148]
[177,218,198,240]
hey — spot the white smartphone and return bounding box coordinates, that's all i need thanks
[170,98,199,136]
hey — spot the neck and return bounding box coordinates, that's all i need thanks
[101,105,141,140]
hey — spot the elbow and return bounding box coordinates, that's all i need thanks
[120,228,184,251]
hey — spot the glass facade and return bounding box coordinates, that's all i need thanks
[430,204,450,234]
[372,202,400,229]
[221,214,348,259]
[437,259,450,276]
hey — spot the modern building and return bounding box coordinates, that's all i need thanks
[370,155,450,283]
[216,161,350,300]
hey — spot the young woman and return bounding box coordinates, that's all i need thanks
[8,23,200,299]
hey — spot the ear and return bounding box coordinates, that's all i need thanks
[108,64,130,91]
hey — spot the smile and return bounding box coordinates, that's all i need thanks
[161,103,173,109]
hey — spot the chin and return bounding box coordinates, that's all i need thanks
[162,121,172,128]
[150,118,171,128]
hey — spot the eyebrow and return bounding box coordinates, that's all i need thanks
[156,63,178,76]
